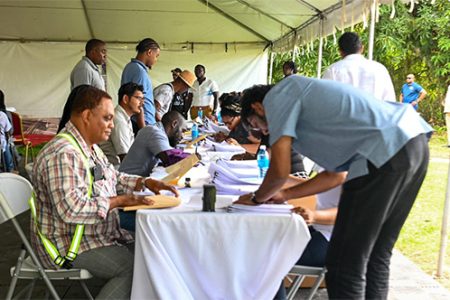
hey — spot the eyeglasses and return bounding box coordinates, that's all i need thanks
[132,95,145,102]
[406,77,413,79]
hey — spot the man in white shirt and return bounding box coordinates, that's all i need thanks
[70,39,107,91]
[99,82,144,167]
[153,70,196,122]
[323,32,396,102]
[187,64,219,119]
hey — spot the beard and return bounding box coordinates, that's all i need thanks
[168,136,178,147]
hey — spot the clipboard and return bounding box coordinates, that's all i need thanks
[185,134,209,148]
[161,154,200,185]
[123,195,181,211]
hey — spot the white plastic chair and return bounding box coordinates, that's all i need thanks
[0,173,93,300]
[286,265,327,300]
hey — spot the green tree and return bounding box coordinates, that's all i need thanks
[271,0,450,127]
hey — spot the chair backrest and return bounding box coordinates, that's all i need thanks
[0,173,33,224]
[10,111,26,141]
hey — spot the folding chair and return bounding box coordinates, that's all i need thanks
[286,265,327,300]
[0,173,93,300]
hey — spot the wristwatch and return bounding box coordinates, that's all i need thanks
[250,192,262,205]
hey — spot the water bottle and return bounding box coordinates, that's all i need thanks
[198,107,203,120]
[217,111,223,124]
[257,145,270,178]
[191,123,199,140]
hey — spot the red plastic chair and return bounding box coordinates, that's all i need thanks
[10,112,55,165]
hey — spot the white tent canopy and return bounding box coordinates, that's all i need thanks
[0,0,392,117]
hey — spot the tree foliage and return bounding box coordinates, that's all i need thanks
[271,0,450,126]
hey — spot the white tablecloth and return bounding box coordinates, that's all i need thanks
[131,193,311,300]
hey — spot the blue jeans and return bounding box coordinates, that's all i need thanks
[2,146,14,172]
[119,210,136,232]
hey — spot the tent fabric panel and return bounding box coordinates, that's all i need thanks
[0,41,267,118]
[87,9,259,44]
[0,5,90,41]
[205,0,293,41]
[0,42,83,117]
[0,0,370,45]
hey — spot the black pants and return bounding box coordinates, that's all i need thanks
[325,134,429,299]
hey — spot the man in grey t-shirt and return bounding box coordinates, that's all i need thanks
[70,39,107,90]
[119,111,186,176]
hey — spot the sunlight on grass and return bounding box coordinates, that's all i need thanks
[396,133,450,288]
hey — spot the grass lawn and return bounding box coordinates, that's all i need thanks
[396,132,450,289]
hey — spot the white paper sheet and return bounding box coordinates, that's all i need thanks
[214,179,259,195]
[216,159,258,169]
[204,139,246,153]
[228,203,294,214]
[209,163,262,185]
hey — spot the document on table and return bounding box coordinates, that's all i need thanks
[209,162,262,185]
[214,178,259,195]
[228,203,294,214]
[201,118,230,134]
[204,139,246,153]
[216,158,258,170]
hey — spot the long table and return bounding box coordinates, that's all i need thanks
[130,191,311,300]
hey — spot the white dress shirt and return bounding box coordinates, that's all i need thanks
[99,105,134,166]
[323,54,396,102]
[444,85,450,113]
[189,78,219,107]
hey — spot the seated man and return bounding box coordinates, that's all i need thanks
[275,170,341,299]
[119,111,188,177]
[99,82,144,167]
[31,86,178,299]
[153,70,195,122]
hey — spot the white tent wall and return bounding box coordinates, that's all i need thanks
[0,41,267,118]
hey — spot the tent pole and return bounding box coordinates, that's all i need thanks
[268,51,275,84]
[316,19,324,78]
[437,154,450,277]
[368,0,377,60]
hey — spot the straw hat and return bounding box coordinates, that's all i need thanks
[178,70,196,88]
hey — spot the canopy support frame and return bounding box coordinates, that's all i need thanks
[196,0,271,43]
[81,0,95,39]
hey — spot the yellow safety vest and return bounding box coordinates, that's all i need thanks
[29,133,93,269]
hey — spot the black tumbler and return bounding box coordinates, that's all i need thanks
[202,184,216,212]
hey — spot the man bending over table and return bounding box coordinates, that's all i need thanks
[236,76,432,299]
[31,86,178,299]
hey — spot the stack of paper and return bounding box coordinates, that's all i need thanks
[204,139,245,153]
[228,203,294,214]
[202,151,243,162]
[201,118,230,135]
[216,159,258,170]
[208,161,262,195]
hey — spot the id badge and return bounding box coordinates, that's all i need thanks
[91,165,104,181]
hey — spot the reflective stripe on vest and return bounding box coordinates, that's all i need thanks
[29,132,93,269]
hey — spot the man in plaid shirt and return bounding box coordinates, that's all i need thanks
[31,86,178,299]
